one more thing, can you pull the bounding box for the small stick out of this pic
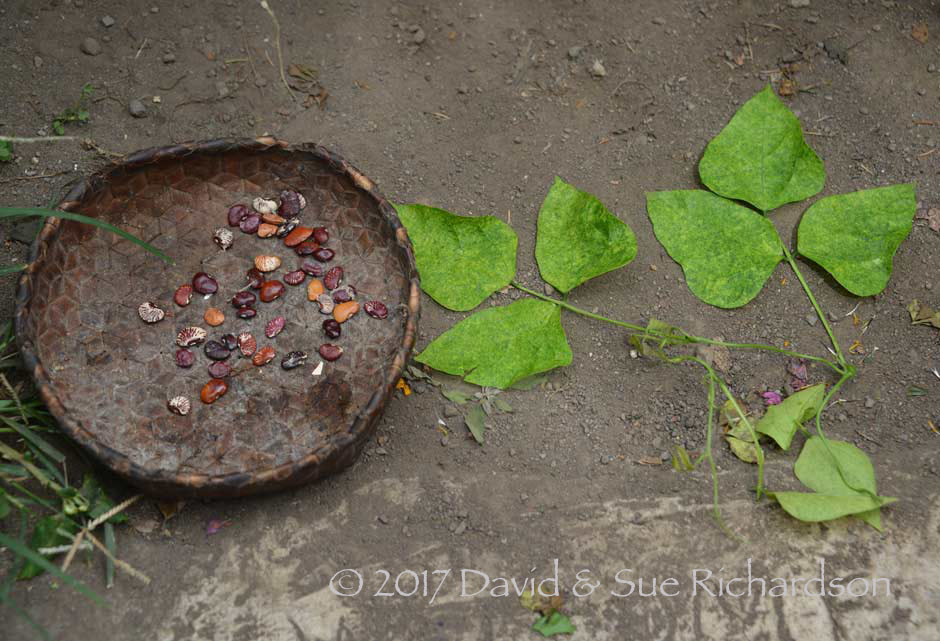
[744,22,753,61]
[917,148,936,158]
[0,170,73,182]
[84,530,151,585]
[135,37,148,60]
[914,120,939,126]
[856,430,883,447]
[758,23,782,31]
[0,135,78,143]
[260,0,296,101]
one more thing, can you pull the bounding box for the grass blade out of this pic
[0,207,173,264]
[0,531,105,605]
[0,417,65,464]
[0,264,28,276]
[104,523,115,588]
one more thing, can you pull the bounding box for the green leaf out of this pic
[104,523,116,589]
[417,299,572,389]
[772,437,896,530]
[671,445,694,471]
[0,140,13,163]
[698,84,825,212]
[52,121,65,136]
[754,384,826,450]
[393,203,517,311]
[0,531,104,604]
[726,436,760,464]
[534,177,637,293]
[646,190,783,308]
[532,611,576,637]
[796,184,917,297]
[465,404,487,445]
[442,389,470,405]
[629,318,688,361]
[0,489,11,519]
[17,515,78,580]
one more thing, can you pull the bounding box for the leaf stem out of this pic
[781,246,846,368]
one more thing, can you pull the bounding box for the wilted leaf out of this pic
[520,588,563,614]
[417,299,572,389]
[646,190,783,308]
[755,383,826,450]
[723,398,761,463]
[394,203,518,311]
[18,515,78,580]
[534,177,637,293]
[442,389,470,405]
[532,611,576,637]
[465,404,487,444]
[908,300,940,328]
[727,435,760,464]
[914,207,940,232]
[671,445,695,471]
[157,499,185,521]
[699,84,825,212]
[797,184,917,297]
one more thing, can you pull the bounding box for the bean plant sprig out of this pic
[394,85,912,533]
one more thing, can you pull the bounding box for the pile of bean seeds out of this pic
[136,190,389,415]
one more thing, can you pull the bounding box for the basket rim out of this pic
[13,136,420,497]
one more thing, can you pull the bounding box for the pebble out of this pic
[805,313,818,327]
[864,397,876,409]
[789,0,810,6]
[101,15,115,27]
[543,283,555,296]
[928,63,937,73]
[412,27,426,45]
[567,46,582,60]
[128,99,147,118]
[443,405,460,417]
[652,17,666,25]
[33,56,42,69]
[860,107,869,115]
[457,85,468,94]
[162,52,176,64]
[590,60,607,77]
[81,37,101,56]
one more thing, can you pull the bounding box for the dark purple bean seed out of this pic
[175,348,195,368]
[236,307,257,319]
[364,300,389,319]
[318,344,343,361]
[278,190,304,217]
[331,285,355,303]
[323,266,343,290]
[322,319,342,339]
[246,267,265,290]
[204,340,231,361]
[239,213,261,234]
[265,316,286,338]
[227,204,250,226]
[300,260,323,277]
[192,272,218,295]
[313,227,329,244]
[283,269,306,286]
[294,240,319,256]
[232,291,257,308]
[281,350,308,370]
[220,333,239,351]
[312,247,335,263]
[208,361,232,378]
[276,218,299,238]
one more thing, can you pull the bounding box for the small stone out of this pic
[652,17,666,25]
[543,283,555,296]
[377,515,389,525]
[81,37,101,56]
[101,15,115,27]
[864,397,875,409]
[590,59,607,77]
[215,80,230,98]
[412,27,426,45]
[128,98,148,119]
[33,56,43,69]
[162,52,176,64]
[805,314,818,327]
[513,137,522,144]
[457,85,469,95]
[789,0,810,6]
[928,63,937,73]
[859,107,870,115]
[567,46,582,60]
[443,405,460,417]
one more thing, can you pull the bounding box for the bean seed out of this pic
[213,227,234,250]
[316,293,334,314]
[227,204,249,226]
[173,284,193,306]
[200,378,228,404]
[208,361,232,378]
[168,396,191,415]
[261,211,286,225]
[276,218,299,238]
[283,269,306,286]
[192,272,218,295]
[265,316,286,338]
[259,280,285,302]
[237,332,256,356]
[138,301,165,323]
[204,307,225,326]
[331,285,355,303]
[313,227,329,244]
[284,226,313,247]
[281,350,308,370]
[306,278,325,300]
[176,326,208,347]
[333,301,359,323]
[220,333,239,350]
[322,318,341,339]
[313,247,335,263]
[364,300,389,319]
[257,223,278,238]
[278,190,306,217]
[246,268,265,289]
[232,291,257,308]
[252,345,276,366]
[254,255,281,272]
[239,213,262,234]
[204,340,231,361]
[323,266,343,290]
[318,343,343,361]
[236,307,257,319]
[175,348,195,368]
[294,241,319,256]
[301,259,323,276]
[252,197,278,215]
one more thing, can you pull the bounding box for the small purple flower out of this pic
[206,519,231,536]
[761,391,783,406]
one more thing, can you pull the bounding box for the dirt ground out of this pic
[2,0,940,639]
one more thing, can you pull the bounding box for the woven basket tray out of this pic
[14,137,419,498]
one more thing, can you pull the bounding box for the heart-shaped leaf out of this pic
[796,184,917,297]
[416,299,572,389]
[646,190,784,308]
[755,383,826,450]
[394,203,518,311]
[771,436,896,530]
[535,177,637,293]
[699,84,825,212]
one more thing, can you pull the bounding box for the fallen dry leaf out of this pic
[912,22,928,44]
[914,207,940,232]
[156,499,185,521]
[636,456,664,465]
